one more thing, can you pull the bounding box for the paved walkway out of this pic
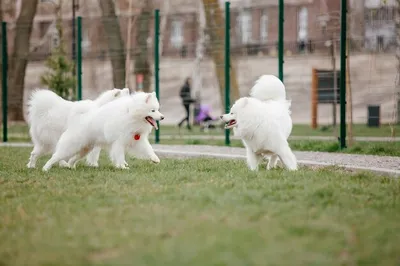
[2,142,399,177]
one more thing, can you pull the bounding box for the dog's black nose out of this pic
[160,116,164,120]
[220,115,223,119]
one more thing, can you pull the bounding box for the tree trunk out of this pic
[202,0,240,108]
[98,0,126,89]
[134,0,151,92]
[8,0,38,121]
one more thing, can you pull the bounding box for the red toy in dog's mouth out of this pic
[225,119,237,129]
[145,116,158,129]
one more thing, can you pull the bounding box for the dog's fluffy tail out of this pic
[249,74,291,114]
[249,75,287,102]
[27,89,66,125]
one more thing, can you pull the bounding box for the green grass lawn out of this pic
[1,147,400,266]
[291,124,400,137]
[161,123,400,137]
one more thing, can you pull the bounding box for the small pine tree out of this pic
[40,11,76,100]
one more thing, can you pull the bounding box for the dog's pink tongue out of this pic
[152,119,158,130]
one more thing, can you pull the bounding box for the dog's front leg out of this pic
[137,138,160,164]
[109,141,129,169]
[42,134,80,172]
[27,144,46,168]
[246,147,261,171]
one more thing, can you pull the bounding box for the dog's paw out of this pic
[150,155,160,164]
[59,160,70,168]
[26,162,36,169]
[115,163,129,170]
[267,162,277,170]
[86,162,99,168]
[248,165,259,171]
[42,165,50,172]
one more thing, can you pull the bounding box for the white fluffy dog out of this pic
[42,91,164,172]
[26,88,130,168]
[221,75,297,171]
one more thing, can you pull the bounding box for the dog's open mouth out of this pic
[145,116,158,130]
[225,119,237,129]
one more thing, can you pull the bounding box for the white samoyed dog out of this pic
[221,75,297,171]
[42,91,164,172]
[26,88,130,168]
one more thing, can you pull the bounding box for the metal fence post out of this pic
[76,16,82,100]
[278,0,284,82]
[339,0,347,149]
[224,1,231,146]
[154,9,160,144]
[2,21,8,143]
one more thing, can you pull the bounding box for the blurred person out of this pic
[195,103,218,132]
[178,77,196,130]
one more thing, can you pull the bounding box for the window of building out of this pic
[260,10,268,43]
[237,9,252,44]
[170,19,184,48]
[297,7,308,42]
[365,6,395,26]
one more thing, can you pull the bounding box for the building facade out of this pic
[26,0,344,60]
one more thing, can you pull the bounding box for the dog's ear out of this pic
[114,90,121,97]
[145,93,152,103]
[240,97,248,108]
[151,91,156,98]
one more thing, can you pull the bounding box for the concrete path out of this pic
[2,142,399,177]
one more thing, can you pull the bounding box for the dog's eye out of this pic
[151,109,155,112]
[230,113,233,115]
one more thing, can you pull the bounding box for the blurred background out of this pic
[0,0,399,153]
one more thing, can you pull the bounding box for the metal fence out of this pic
[1,0,399,154]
